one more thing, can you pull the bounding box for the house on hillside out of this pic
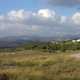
[72,39,80,43]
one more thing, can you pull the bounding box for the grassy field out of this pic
[0,50,80,80]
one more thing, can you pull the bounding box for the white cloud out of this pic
[0,15,4,20]
[7,9,25,21]
[0,9,80,37]
[72,12,80,25]
[38,9,55,18]
[60,16,66,23]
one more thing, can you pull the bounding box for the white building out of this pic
[72,39,80,43]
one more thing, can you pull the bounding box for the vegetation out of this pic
[0,40,80,80]
[0,40,80,52]
[0,51,80,80]
[19,40,80,52]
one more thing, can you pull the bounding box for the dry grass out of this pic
[0,50,80,80]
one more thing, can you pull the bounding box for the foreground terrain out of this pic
[0,50,80,80]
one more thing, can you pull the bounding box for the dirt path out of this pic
[70,53,80,59]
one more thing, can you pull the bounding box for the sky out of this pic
[0,0,80,37]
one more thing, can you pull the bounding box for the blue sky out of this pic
[0,0,80,37]
[0,0,79,16]
[0,0,41,13]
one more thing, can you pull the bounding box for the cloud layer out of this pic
[0,9,80,37]
[47,0,80,7]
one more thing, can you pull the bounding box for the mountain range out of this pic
[0,34,80,48]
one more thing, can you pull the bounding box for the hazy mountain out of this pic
[0,34,80,48]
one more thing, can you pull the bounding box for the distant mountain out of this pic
[0,36,32,48]
[0,34,80,48]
